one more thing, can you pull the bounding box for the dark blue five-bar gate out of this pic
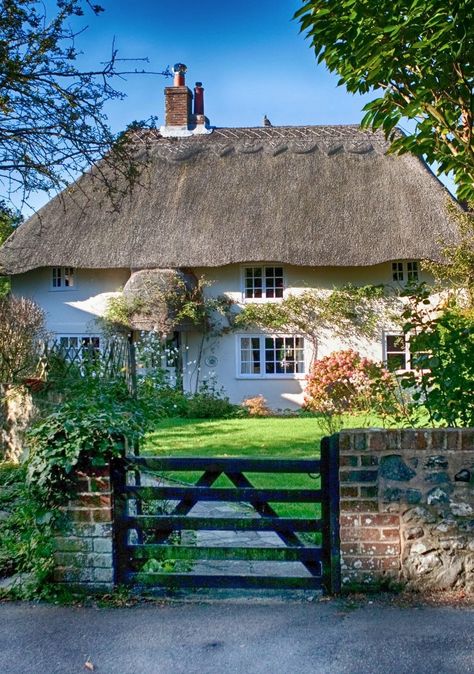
[112,436,340,593]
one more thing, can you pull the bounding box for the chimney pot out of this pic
[172,62,187,86]
[194,82,204,117]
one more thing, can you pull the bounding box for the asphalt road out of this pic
[1,598,473,674]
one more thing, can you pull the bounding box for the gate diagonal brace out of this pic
[225,471,322,578]
[151,470,222,544]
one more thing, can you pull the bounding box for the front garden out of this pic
[0,281,473,598]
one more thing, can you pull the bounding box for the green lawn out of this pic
[143,416,327,458]
[141,415,381,520]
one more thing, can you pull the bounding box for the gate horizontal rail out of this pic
[112,445,340,593]
[122,485,323,503]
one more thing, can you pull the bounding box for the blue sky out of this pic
[27,0,454,211]
[76,0,374,130]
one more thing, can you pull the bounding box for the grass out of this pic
[141,414,383,520]
[142,414,383,458]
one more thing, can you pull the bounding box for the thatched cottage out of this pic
[0,66,458,408]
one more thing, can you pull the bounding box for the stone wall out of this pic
[339,429,474,591]
[53,464,115,591]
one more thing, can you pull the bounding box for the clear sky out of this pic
[26,0,454,211]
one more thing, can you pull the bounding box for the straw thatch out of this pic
[122,268,197,332]
[0,125,459,275]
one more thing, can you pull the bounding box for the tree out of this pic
[0,0,170,209]
[0,295,46,461]
[0,201,21,295]
[296,0,474,201]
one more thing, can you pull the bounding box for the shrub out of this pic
[400,294,474,427]
[26,379,147,498]
[242,395,271,417]
[303,349,399,433]
[0,463,57,597]
[186,382,242,419]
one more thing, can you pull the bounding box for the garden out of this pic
[0,273,474,598]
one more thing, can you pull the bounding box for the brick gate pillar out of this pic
[53,463,115,591]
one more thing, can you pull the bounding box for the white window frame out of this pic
[51,266,77,291]
[383,331,428,372]
[241,265,286,302]
[391,260,419,284]
[236,333,307,379]
[55,334,101,359]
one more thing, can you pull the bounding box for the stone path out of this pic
[131,473,316,579]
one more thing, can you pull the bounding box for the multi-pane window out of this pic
[52,266,75,289]
[239,335,305,377]
[384,333,428,371]
[244,266,284,299]
[57,335,100,360]
[407,261,419,282]
[385,334,407,370]
[391,261,419,283]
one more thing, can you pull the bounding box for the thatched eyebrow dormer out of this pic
[0,125,459,275]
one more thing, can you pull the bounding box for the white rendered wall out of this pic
[183,262,429,409]
[11,267,130,335]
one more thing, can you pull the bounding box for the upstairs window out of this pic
[391,261,419,283]
[244,266,284,300]
[52,266,75,289]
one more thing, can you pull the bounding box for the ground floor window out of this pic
[383,332,427,371]
[238,335,306,377]
[56,335,101,360]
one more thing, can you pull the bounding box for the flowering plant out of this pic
[303,349,400,433]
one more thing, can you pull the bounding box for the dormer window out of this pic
[243,266,284,300]
[391,261,419,283]
[52,266,75,289]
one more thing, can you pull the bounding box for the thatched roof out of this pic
[0,125,459,275]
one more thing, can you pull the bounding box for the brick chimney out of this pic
[160,63,212,137]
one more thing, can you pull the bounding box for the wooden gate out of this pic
[112,437,340,593]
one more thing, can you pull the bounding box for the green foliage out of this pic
[26,379,147,498]
[423,203,474,307]
[296,0,474,200]
[235,285,388,356]
[0,463,59,598]
[185,382,243,420]
[400,286,474,426]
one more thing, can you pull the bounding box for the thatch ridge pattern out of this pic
[0,125,457,275]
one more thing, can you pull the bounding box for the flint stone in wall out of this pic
[384,488,422,504]
[450,502,473,517]
[425,456,449,469]
[427,486,453,505]
[402,506,437,524]
[425,472,451,484]
[379,455,416,481]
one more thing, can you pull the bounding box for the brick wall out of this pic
[53,465,115,590]
[164,86,193,127]
[338,429,474,591]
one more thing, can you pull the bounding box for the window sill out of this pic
[236,374,306,381]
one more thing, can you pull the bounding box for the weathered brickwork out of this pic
[339,429,474,591]
[53,465,115,590]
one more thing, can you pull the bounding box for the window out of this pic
[407,261,419,283]
[52,266,75,289]
[384,332,428,371]
[238,335,306,377]
[384,333,407,370]
[57,335,100,360]
[391,261,419,283]
[244,266,284,300]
